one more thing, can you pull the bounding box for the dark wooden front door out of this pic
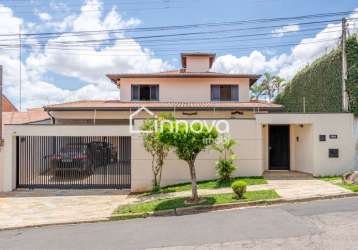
[269,125,290,170]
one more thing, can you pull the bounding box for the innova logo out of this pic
[129,106,230,134]
[129,106,157,134]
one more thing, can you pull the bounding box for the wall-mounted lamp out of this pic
[262,124,266,128]
[299,124,304,128]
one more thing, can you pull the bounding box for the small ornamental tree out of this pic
[141,116,171,192]
[212,138,237,182]
[158,121,218,202]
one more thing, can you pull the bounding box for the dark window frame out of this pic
[211,85,239,101]
[131,84,159,101]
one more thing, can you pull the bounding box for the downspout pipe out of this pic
[44,108,56,125]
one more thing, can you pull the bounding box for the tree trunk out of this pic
[188,160,199,202]
[152,155,159,190]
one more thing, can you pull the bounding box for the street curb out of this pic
[112,192,358,218]
[1,192,358,231]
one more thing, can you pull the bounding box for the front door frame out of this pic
[268,124,290,171]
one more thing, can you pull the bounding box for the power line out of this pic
[0,37,340,56]
[1,23,344,48]
[0,9,356,37]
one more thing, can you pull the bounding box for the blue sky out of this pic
[0,0,358,109]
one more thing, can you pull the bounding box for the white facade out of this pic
[1,113,357,193]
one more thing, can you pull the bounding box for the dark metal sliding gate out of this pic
[16,136,131,189]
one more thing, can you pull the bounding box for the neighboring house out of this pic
[2,95,17,112]
[1,52,357,192]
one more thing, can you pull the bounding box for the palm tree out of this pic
[261,72,275,101]
[273,76,286,96]
[250,83,265,100]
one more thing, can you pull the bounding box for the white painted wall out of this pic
[0,146,3,191]
[257,113,356,176]
[1,113,356,193]
[354,117,358,169]
[185,56,210,72]
[120,77,250,102]
[1,119,265,193]
[291,125,314,174]
[132,119,265,192]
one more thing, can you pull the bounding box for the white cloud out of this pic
[2,1,358,109]
[213,8,358,81]
[37,12,52,21]
[272,24,300,37]
[0,0,171,109]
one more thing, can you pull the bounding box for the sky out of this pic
[0,0,358,110]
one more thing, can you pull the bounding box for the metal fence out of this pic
[16,136,131,189]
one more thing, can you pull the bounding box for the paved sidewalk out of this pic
[0,190,136,229]
[263,171,352,199]
[0,173,353,230]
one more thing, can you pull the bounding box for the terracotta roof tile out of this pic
[45,100,282,111]
[2,109,50,126]
[2,95,17,112]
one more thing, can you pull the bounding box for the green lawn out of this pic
[319,176,358,192]
[113,189,279,216]
[145,176,267,195]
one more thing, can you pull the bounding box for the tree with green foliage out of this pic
[158,121,218,202]
[141,116,171,192]
[212,138,237,182]
[252,73,286,101]
[250,82,266,100]
[261,72,275,101]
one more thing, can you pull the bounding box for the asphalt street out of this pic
[1,196,358,250]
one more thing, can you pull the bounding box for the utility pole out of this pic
[0,65,3,147]
[19,24,22,112]
[341,18,349,112]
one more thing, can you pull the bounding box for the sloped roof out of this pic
[107,72,260,86]
[2,95,17,112]
[2,109,50,125]
[45,100,282,111]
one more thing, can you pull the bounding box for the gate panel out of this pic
[16,136,131,189]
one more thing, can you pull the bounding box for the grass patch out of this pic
[319,176,358,192]
[113,189,279,216]
[145,176,267,195]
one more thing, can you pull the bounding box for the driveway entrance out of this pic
[16,136,131,189]
[0,190,135,229]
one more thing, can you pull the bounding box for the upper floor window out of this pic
[211,85,239,101]
[131,84,159,101]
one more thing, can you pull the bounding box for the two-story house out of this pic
[1,52,356,192]
[45,53,282,125]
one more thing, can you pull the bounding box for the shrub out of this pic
[215,160,236,183]
[231,180,247,198]
[212,138,237,182]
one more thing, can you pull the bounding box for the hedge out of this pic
[275,35,358,115]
